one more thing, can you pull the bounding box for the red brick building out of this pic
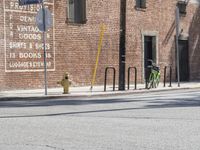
[0,0,200,90]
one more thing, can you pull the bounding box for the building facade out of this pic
[0,0,200,90]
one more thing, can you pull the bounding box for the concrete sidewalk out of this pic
[0,82,200,100]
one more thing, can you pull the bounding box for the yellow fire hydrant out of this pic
[57,72,71,94]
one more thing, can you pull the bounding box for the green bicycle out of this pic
[146,60,160,89]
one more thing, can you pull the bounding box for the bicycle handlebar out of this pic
[146,59,160,71]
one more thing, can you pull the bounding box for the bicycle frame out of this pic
[147,65,160,89]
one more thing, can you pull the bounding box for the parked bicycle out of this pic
[146,59,160,89]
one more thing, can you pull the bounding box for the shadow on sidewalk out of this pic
[0,98,142,108]
[0,94,200,119]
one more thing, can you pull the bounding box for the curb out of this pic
[0,86,200,101]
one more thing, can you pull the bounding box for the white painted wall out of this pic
[189,0,200,4]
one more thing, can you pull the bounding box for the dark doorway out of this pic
[178,40,189,81]
[144,36,156,79]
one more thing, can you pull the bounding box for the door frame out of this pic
[141,31,159,81]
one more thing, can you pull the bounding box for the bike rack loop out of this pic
[127,67,137,90]
[163,66,172,87]
[104,67,116,92]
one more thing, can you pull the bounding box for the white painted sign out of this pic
[4,0,55,72]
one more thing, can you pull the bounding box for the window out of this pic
[136,0,146,9]
[67,0,86,24]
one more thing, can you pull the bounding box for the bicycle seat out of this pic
[147,59,153,65]
[152,66,160,71]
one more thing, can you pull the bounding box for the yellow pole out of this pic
[90,24,106,91]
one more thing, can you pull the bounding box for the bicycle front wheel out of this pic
[155,73,160,88]
[147,73,154,89]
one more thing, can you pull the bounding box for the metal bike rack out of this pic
[127,67,137,90]
[164,66,172,87]
[104,67,116,91]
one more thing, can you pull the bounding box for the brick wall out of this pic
[188,4,200,80]
[125,0,200,83]
[0,0,5,89]
[0,0,199,91]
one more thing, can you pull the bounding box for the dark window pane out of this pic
[68,0,74,22]
[136,0,140,7]
[67,0,86,24]
[136,0,146,9]
[141,0,146,8]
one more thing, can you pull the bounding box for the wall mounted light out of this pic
[177,0,188,16]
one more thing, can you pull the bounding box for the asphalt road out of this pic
[0,89,200,150]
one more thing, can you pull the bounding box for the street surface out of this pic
[0,89,200,150]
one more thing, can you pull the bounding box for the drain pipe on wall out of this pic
[176,6,180,87]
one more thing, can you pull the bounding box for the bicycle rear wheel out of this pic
[147,73,154,89]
